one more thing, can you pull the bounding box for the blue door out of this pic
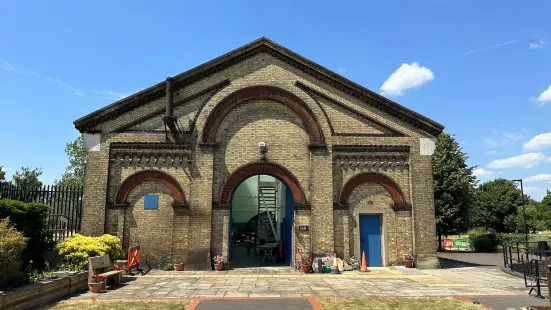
[359,215,382,267]
[283,187,294,265]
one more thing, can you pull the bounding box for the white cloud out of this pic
[524,174,551,183]
[524,186,547,200]
[523,132,551,151]
[0,60,131,101]
[337,67,348,74]
[473,168,494,178]
[0,167,7,172]
[380,62,434,96]
[529,38,548,49]
[531,85,551,106]
[461,39,519,56]
[1,61,85,97]
[487,152,547,169]
[483,127,527,148]
[92,90,131,101]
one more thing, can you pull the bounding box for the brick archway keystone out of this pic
[115,170,187,208]
[219,162,307,207]
[202,85,325,146]
[339,172,407,207]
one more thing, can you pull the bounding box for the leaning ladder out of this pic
[258,177,278,242]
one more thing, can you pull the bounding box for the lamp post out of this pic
[512,179,528,244]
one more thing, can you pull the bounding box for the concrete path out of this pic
[470,295,550,310]
[438,251,505,268]
[67,266,537,300]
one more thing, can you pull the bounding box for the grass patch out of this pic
[44,300,190,310]
[317,297,483,310]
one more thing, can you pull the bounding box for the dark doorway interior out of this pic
[229,174,293,268]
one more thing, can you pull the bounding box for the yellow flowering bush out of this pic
[55,234,124,270]
[0,218,28,290]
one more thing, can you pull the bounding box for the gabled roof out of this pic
[74,37,444,136]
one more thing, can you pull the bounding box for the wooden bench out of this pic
[88,255,123,291]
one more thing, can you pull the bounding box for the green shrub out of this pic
[0,199,50,265]
[467,229,497,252]
[55,234,124,270]
[0,218,28,290]
[496,233,526,245]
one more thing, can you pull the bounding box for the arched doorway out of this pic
[220,162,306,268]
[229,174,294,268]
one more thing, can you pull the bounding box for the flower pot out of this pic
[174,263,184,271]
[225,262,231,270]
[302,264,312,273]
[214,263,224,271]
[403,259,413,268]
[89,282,103,293]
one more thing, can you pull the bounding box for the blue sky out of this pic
[1,1,550,199]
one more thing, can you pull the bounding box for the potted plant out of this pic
[89,275,105,293]
[174,262,184,271]
[213,255,225,271]
[403,251,414,268]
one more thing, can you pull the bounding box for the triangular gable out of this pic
[74,37,443,136]
[296,82,404,136]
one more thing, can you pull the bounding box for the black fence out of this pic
[503,241,551,297]
[0,182,84,242]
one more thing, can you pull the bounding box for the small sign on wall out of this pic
[298,225,309,231]
[144,195,159,209]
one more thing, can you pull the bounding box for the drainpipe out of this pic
[166,77,174,117]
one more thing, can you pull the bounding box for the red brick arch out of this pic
[201,85,325,146]
[219,162,306,205]
[115,170,186,205]
[339,172,406,205]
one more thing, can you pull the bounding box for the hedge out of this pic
[0,199,50,264]
[56,234,124,271]
[0,218,28,290]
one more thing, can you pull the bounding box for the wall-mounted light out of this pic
[259,142,267,162]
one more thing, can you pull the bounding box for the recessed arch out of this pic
[201,85,325,146]
[340,172,406,205]
[219,162,307,206]
[115,170,186,206]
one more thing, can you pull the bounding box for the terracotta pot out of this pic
[88,282,103,293]
[174,263,184,271]
[403,260,413,268]
[214,263,224,271]
[302,264,312,273]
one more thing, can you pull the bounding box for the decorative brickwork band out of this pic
[339,172,406,205]
[219,162,307,205]
[115,170,187,207]
[202,85,325,146]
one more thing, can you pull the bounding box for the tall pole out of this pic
[520,180,528,244]
[513,179,529,244]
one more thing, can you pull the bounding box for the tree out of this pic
[542,190,551,208]
[12,166,43,189]
[516,199,551,233]
[470,179,522,233]
[0,166,5,181]
[432,133,477,248]
[55,136,86,187]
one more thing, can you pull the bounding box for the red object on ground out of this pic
[443,238,454,250]
[361,251,368,272]
[126,245,141,273]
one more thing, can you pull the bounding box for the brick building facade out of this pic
[74,38,444,269]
